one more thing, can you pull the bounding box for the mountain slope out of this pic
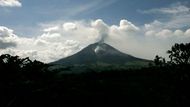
[52,42,150,65]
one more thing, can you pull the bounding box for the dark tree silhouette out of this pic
[154,42,190,66]
[0,54,54,107]
[154,55,166,66]
[167,43,190,65]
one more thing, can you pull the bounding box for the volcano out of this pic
[52,42,151,66]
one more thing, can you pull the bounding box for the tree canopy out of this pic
[154,42,190,66]
[167,43,190,65]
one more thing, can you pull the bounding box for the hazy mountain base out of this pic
[49,60,151,74]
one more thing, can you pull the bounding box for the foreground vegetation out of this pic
[0,43,189,107]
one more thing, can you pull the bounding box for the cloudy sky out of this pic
[0,0,190,62]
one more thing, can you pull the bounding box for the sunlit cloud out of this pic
[0,0,22,7]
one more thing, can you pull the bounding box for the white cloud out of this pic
[0,26,14,37]
[144,20,163,31]
[43,26,59,32]
[0,26,81,62]
[140,3,190,15]
[145,28,190,39]
[141,2,190,40]
[0,26,17,49]
[0,0,21,7]
[119,20,139,31]
[63,23,77,31]
[185,29,190,37]
[0,19,190,63]
[174,30,184,36]
[140,3,190,29]
[156,29,173,38]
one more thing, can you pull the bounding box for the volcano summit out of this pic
[52,43,150,66]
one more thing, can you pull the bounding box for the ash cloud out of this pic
[92,19,109,44]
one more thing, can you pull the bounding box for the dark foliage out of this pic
[0,54,54,107]
[0,43,190,107]
[154,42,190,66]
[167,43,190,65]
[154,55,166,66]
